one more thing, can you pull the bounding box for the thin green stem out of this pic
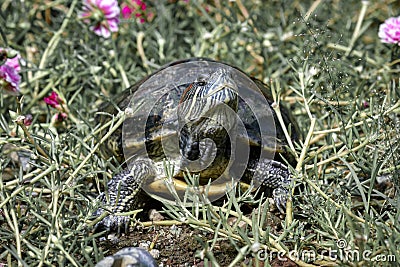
[33,0,78,97]
[65,110,125,186]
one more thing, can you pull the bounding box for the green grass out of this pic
[1,0,399,266]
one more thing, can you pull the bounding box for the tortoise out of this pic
[94,58,298,232]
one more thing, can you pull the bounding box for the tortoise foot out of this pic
[94,212,131,234]
[272,187,289,213]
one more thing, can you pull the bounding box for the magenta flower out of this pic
[0,65,21,95]
[55,112,68,122]
[23,114,33,126]
[80,0,120,38]
[44,92,69,124]
[15,114,33,127]
[121,0,148,23]
[379,16,400,45]
[5,55,22,72]
[0,48,22,95]
[44,91,63,109]
[121,5,134,19]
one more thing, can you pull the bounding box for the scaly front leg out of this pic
[94,159,155,233]
[251,158,292,213]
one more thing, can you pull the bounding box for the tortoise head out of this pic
[178,69,238,166]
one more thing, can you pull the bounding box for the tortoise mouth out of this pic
[179,136,220,173]
[178,121,219,171]
[178,110,236,174]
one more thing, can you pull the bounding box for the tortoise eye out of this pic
[196,81,206,86]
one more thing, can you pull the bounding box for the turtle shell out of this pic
[98,58,298,203]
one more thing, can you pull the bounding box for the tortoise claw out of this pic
[94,212,131,234]
[272,187,289,213]
[95,247,157,267]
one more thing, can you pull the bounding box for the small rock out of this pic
[169,224,182,236]
[149,209,164,221]
[149,248,160,259]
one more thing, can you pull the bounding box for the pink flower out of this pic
[44,91,63,109]
[55,112,68,122]
[0,64,21,95]
[0,48,22,95]
[121,6,133,19]
[379,16,400,45]
[80,0,120,38]
[2,52,22,72]
[44,92,69,123]
[15,114,33,126]
[23,114,33,126]
[121,0,148,23]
